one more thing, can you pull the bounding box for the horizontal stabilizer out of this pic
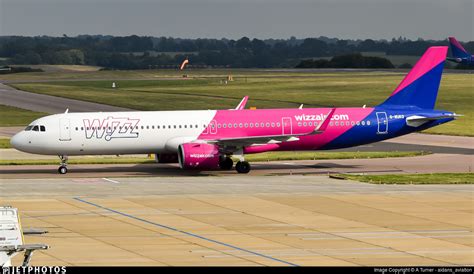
[406,113,461,127]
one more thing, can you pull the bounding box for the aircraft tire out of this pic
[236,161,251,174]
[220,157,234,170]
[58,166,68,174]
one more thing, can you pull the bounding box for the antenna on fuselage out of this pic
[362,105,366,108]
[64,108,69,114]
[299,104,304,109]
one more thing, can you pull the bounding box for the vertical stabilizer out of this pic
[379,46,448,109]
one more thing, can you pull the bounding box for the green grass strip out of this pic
[0,151,428,166]
[337,173,473,184]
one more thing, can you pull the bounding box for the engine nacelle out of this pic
[178,143,220,170]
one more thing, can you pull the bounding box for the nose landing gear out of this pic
[58,155,68,174]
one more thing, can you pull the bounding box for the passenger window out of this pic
[32,126,39,131]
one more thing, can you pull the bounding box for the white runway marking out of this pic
[102,178,120,184]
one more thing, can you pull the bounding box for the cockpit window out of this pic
[40,126,45,132]
[25,126,33,131]
[32,125,39,131]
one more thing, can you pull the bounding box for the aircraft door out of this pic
[282,117,292,135]
[209,120,217,134]
[59,118,71,141]
[376,112,388,134]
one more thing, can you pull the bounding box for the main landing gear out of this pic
[58,155,68,174]
[219,157,234,170]
[235,161,251,174]
[219,155,251,173]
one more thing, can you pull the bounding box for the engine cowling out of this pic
[178,143,220,170]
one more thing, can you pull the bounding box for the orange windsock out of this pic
[180,59,189,70]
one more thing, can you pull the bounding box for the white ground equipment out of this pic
[0,206,49,267]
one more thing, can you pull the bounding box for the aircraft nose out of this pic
[10,132,26,151]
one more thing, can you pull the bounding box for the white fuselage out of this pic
[11,111,216,155]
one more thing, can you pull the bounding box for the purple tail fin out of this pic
[379,46,448,110]
[449,37,470,59]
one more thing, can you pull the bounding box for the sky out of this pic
[1,0,473,41]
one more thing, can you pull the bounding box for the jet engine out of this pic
[178,143,220,170]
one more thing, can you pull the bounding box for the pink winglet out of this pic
[391,46,448,96]
[315,108,336,132]
[235,96,249,110]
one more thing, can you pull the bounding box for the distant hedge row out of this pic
[0,35,472,69]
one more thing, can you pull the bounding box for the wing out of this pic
[206,108,336,150]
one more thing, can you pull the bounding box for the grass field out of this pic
[0,151,427,165]
[3,69,473,136]
[0,138,11,148]
[0,104,47,126]
[338,173,474,184]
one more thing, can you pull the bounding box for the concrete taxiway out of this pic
[1,176,473,266]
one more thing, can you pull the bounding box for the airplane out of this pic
[10,46,460,174]
[447,37,474,66]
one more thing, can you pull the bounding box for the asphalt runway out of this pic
[0,83,131,113]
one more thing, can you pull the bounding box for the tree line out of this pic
[0,35,472,69]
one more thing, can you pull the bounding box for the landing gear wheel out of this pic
[58,166,68,174]
[235,161,251,174]
[58,155,69,175]
[219,157,234,170]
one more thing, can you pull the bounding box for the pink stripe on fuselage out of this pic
[198,108,373,153]
[390,46,448,96]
